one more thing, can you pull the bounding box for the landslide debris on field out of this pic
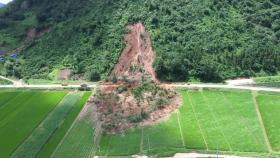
[92,23,180,133]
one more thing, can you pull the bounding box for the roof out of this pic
[10,54,17,58]
[0,50,6,55]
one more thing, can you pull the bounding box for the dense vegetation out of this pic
[0,0,280,82]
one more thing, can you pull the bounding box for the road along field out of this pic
[50,89,280,157]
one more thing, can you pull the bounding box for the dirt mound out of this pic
[26,27,50,41]
[93,81,180,133]
[89,22,180,134]
[111,23,158,83]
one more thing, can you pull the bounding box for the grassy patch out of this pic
[254,76,280,87]
[255,76,280,84]
[0,91,66,158]
[37,92,92,158]
[257,94,280,151]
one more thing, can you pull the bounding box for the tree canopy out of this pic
[0,0,279,82]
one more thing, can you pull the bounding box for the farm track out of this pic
[0,82,280,93]
[176,111,185,147]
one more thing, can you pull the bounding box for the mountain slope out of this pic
[0,0,280,82]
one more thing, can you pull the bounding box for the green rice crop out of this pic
[37,92,92,158]
[0,91,66,158]
[257,94,280,151]
[11,92,82,158]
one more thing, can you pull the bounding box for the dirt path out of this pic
[171,153,253,158]
[225,79,255,86]
[167,83,280,92]
[176,111,185,147]
[0,81,280,93]
[0,75,25,87]
[251,91,273,152]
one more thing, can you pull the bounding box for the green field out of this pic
[51,89,280,157]
[0,91,67,158]
[51,106,96,158]
[11,92,82,158]
[96,90,268,156]
[37,92,92,158]
[0,90,92,158]
[1,89,280,157]
[257,93,280,151]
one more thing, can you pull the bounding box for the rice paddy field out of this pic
[0,90,91,158]
[0,89,280,157]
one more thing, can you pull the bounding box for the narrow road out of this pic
[0,75,15,83]
[0,75,24,87]
[0,84,96,88]
[0,75,279,92]
[166,83,280,92]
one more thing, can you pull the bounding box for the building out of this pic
[10,53,17,59]
[0,50,5,58]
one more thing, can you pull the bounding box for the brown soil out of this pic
[58,68,72,80]
[111,23,158,83]
[26,27,50,41]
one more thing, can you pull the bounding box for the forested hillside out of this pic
[0,0,280,82]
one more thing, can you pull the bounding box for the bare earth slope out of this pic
[87,23,180,133]
[111,23,158,83]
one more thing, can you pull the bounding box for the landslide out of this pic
[91,23,180,133]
